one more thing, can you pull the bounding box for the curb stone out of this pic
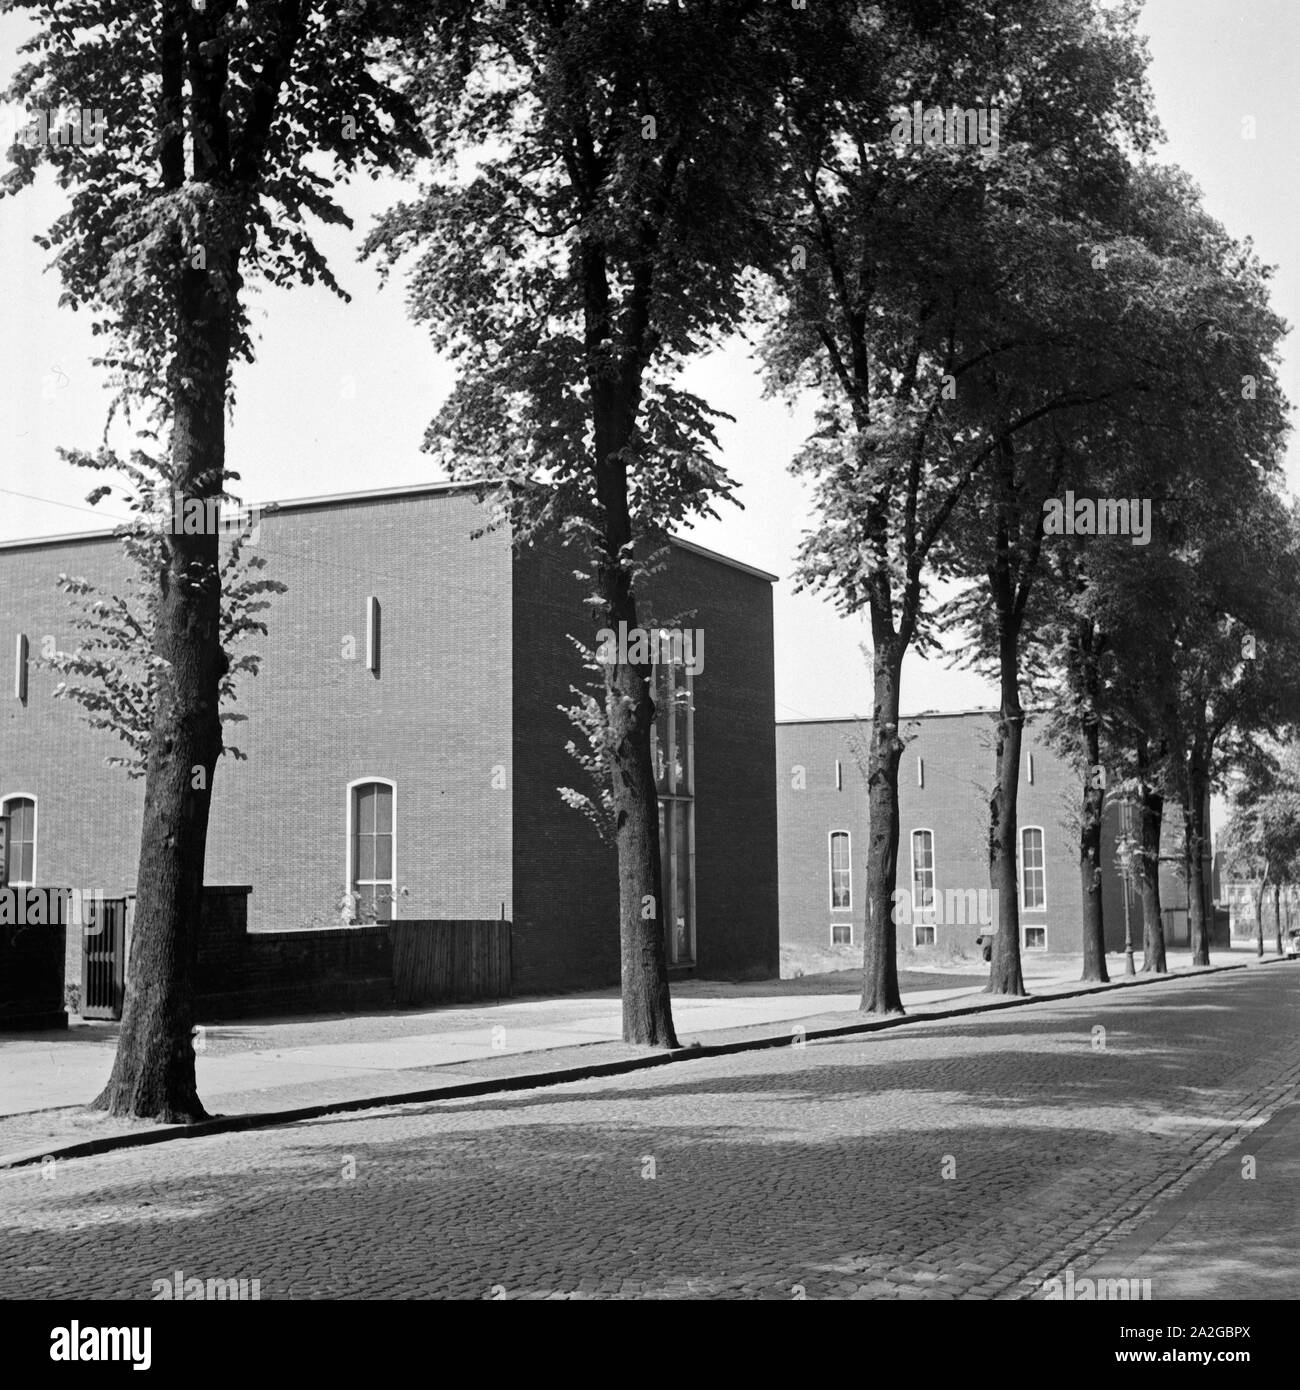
[0,957,1285,1171]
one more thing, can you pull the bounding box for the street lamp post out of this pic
[1118,834,1136,975]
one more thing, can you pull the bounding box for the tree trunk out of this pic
[986,684,1026,996]
[605,605,678,1046]
[861,640,905,1015]
[1183,757,1210,966]
[1274,882,1283,958]
[985,501,1028,997]
[1078,723,1109,984]
[1137,774,1166,973]
[1255,881,1266,958]
[92,268,231,1122]
[591,365,678,1046]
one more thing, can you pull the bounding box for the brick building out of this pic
[777,711,1212,959]
[0,481,779,997]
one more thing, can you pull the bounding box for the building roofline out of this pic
[777,707,1046,724]
[0,478,778,581]
[667,535,777,583]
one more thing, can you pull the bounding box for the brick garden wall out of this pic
[0,912,67,1029]
[190,886,394,1020]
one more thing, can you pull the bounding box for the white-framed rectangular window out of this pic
[1021,826,1046,911]
[830,921,852,946]
[829,830,851,910]
[1,794,36,884]
[1023,924,1047,951]
[914,922,936,947]
[911,829,935,915]
[347,779,396,922]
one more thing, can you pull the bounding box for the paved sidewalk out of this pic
[1078,1101,1300,1300]
[0,949,1276,1167]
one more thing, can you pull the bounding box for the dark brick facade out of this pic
[0,483,778,1001]
[510,535,779,994]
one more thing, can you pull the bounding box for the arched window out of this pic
[1,795,36,884]
[829,831,851,910]
[911,829,936,914]
[347,780,395,922]
[1021,826,1046,910]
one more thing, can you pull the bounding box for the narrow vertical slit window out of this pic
[365,597,381,674]
[655,655,695,965]
[14,633,28,702]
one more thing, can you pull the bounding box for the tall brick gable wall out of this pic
[511,536,779,994]
[0,489,513,935]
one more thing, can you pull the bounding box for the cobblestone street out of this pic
[1,967,1295,1300]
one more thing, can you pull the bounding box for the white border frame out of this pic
[910,827,936,919]
[0,792,37,885]
[345,777,398,921]
[1020,824,1046,913]
[828,829,852,911]
[830,920,853,947]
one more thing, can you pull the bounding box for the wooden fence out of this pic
[390,919,512,1005]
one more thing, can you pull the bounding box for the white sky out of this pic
[2,0,1296,724]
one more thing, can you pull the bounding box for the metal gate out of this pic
[81,897,127,1020]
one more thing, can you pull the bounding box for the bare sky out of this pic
[2,0,1296,723]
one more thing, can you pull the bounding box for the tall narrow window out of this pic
[911,829,935,914]
[349,781,395,922]
[14,634,28,702]
[652,654,695,964]
[829,831,851,910]
[365,596,381,674]
[1,796,36,884]
[1021,826,1046,910]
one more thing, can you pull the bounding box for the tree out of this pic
[365,0,837,1045]
[762,0,1156,1011]
[4,0,424,1120]
[40,449,283,776]
[1221,741,1300,957]
[1034,165,1294,973]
